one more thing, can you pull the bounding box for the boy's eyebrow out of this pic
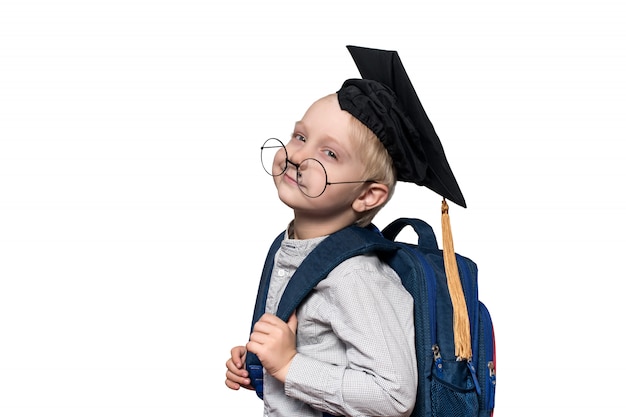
[293,121,343,147]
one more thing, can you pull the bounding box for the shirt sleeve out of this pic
[284,255,418,417]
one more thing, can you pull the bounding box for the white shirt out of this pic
[262,232,417,417]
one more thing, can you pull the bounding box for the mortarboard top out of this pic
[337,45,466,208]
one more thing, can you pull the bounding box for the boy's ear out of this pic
[352,183,389,213]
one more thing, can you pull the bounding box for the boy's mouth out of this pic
[283,171,298,185]
[282,162,300,179]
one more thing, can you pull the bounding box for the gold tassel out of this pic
[441,199,472,360]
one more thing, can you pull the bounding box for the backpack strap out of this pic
[246,231,285,399]
[275,225,397,321]
[245,225,397,399]
[250,231,286,331]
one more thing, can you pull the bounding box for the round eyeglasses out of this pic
[261,138,375,198]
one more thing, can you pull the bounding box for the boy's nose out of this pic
[285,158,300,169]
[285,146,306,166]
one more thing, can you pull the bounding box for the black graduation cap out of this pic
[337,45,466,208]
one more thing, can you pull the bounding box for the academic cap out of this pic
[337,45,466,208]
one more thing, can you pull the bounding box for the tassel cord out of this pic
[441,199,472,360]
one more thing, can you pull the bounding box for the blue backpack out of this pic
[246,217,496,417]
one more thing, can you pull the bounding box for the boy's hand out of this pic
[225,346,253,391]
[246,312,298,383]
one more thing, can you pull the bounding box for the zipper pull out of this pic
[432,344,443,375]
[467,359,481,396]
[488,361,496,386]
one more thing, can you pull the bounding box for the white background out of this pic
[1,0,624,416]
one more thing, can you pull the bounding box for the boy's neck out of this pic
[291,212,358,240]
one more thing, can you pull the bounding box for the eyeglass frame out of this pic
[260,138,376,198]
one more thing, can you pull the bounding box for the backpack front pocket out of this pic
[431,358,479,417]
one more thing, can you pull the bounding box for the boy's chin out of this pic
[277,191,303,209]
[276,188,318,211]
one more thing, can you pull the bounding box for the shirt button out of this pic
[277,269,285,277]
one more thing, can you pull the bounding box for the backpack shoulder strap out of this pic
[274,224,397,321]
[245,230,284,399]
[250,230,285,330]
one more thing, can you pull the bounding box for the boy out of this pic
[225,46,465,417]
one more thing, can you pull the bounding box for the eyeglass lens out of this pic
[261,138,287,176]
[260,138,328,198]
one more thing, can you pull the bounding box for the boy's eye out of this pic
[324,150,337,159]
[294,134,306,142]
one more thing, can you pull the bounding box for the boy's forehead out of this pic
[295,95,352,141]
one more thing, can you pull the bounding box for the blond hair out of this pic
[349,116,397,227]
